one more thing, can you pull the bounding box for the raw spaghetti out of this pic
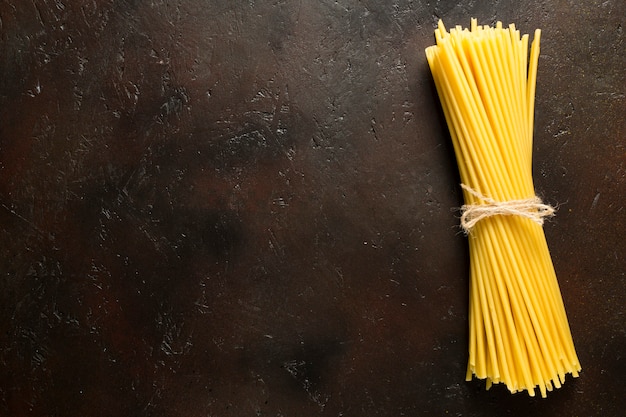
[425,19,581,397]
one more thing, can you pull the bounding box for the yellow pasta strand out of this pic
[425,19,581,397]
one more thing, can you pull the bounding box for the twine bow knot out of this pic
[459,184,555,233]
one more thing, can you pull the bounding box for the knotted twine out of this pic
[459,184,556,234]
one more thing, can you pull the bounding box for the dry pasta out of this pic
[425,19,581,397]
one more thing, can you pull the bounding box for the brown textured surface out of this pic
[1,1,624,416]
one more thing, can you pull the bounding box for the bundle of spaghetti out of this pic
[425,19,581,397]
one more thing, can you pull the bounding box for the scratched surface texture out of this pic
[1,0,624,416]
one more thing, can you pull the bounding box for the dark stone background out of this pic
[1,1,624,416]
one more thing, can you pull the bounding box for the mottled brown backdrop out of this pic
[1,0,624,416]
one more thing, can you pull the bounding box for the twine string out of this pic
[459,184,555,233]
